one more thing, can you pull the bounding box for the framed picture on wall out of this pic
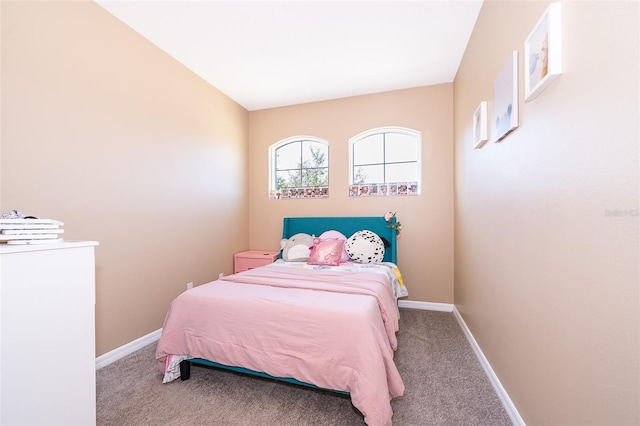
[473,101,488,148]
[493,51,519,142]
[524,2,562,102]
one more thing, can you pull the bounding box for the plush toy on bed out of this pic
[318,230,350,263]
[280,233,315,262]
[345,230,385,263]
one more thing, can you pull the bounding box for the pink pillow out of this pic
[307,238,345,267]
[318,230,350,262]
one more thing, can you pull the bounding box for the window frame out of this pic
[269,135,329,198]
[348,126,422,193]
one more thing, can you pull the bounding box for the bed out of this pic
[155,216,406,426]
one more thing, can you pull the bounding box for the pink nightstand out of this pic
[234,250,280,273]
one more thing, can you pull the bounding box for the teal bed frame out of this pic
[180,358,349,395]
[181,216,398,395]
[281,216,397,264]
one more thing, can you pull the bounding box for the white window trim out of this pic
[348,126,422,193]
[269,135,329,197]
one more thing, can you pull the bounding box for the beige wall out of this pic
[454,1,639,424]
[248,86,455,304]
[1,1,250,356]
[3,1,638,423]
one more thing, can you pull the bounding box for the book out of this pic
[0,233,62,241]
[0,218,64,231]
[0,218,63,225]
[1,229,64,235]
[0,223,61,230]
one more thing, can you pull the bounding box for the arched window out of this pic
[269,136,329,199]
[349,127,421,196]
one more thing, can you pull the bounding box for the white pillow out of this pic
[345,230,385,263]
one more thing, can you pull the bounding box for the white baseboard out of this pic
[452,306,525,426]
[398,299,454,312]
[95,328,162,370]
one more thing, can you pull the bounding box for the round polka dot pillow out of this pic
[345,230,385,263]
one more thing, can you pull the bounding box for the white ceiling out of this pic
[95,0,483,111]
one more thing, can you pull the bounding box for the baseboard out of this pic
[95,328,162,370]
[398,299,454,312]
[452,306,525,426]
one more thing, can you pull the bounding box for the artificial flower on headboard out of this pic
[384,212,402,237]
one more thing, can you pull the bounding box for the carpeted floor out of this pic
[97,308,512,425]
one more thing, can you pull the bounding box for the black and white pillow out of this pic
[345,230,385,263]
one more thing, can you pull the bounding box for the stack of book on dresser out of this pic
[0,218,64,245]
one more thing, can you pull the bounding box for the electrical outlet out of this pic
[219,272,224,279]
[186,282,193,290]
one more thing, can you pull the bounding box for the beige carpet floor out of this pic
[97,308,512,425]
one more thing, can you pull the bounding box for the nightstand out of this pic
[234,250,280,273]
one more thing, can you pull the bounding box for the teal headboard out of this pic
[282,216,397,264]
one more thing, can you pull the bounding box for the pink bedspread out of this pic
[156,264,404,426]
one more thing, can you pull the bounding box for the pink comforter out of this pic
[156,264,404,426]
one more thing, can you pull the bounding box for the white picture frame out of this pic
[473,101,488,149]
[524,2,562,102]
[493,51,519,142]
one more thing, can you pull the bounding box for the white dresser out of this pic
[0,241,98,425]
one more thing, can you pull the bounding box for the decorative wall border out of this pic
[349,182,419,197]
